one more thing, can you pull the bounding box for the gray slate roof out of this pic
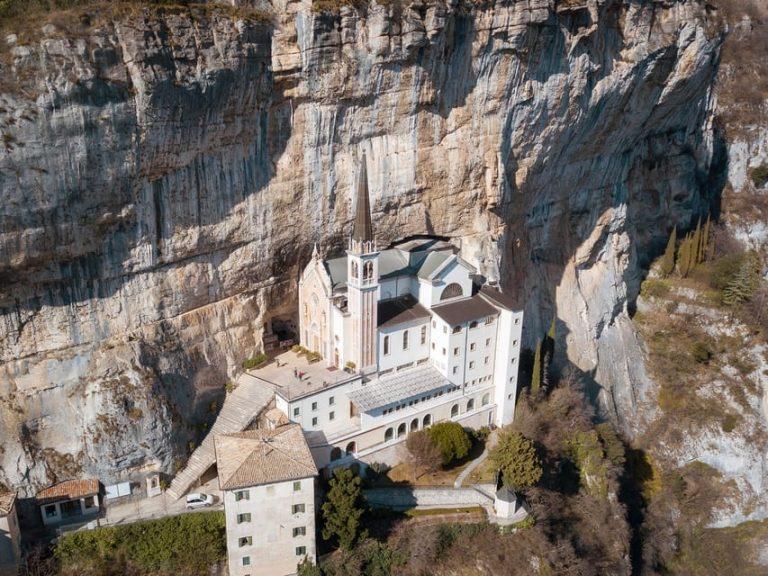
[347,365,453,412]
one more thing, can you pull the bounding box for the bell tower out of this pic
[347,153,379,374]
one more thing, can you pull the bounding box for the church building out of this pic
[278,154,524,468]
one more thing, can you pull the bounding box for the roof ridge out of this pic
[261,429,317,474]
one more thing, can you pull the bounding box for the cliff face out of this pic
[0,0,723,492]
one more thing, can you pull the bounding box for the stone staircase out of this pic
[166,373,274,500]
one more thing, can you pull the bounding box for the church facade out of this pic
[284,155,523,468]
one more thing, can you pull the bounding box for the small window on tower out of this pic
[403,330,409,350]
[421,325,427,345]
[383,335,390,355]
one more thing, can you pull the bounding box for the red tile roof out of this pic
[36,479,100,504]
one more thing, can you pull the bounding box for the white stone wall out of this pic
[0,502,20,574]
[287,383,357,435]
[223,476,316,576]
[492,308,523,426]
[377,320,430,372]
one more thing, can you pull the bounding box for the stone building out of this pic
[0,491,21,574]
[264,154,523,468]
[214,424,318,576]
[36,479,101,527]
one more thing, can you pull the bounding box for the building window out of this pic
[329,396,335,405]
[432,343,435,350]
[293,481,302,492]
[44,505,57,518]
[385,427,394,441]
[397,423,406,438]
[432,320,436,328]
[293,526,307,537]
[235,490,250,502]
[469,361,475,369]
[451,404,459,417]
[442,348,446,356]
[296,546,307,556]
[441,283,464,300]
[443,326,447,334]
[513,340,518,346]
[470,343,476,351]
[346,441,356,455]
[421,325,427,344]
[453,347,459,356]
[423,414,432,427]
[482,393,490,406]
[452,366,458,374]
[239,536,253,547]
[364,261,373,279]
[330,447,342,461]
[485,316,494,325]
[467,399,475,411]
[329,411,335,421]
[312,417,318,426]
[469,320,478,329]
[484,356,489,365]
[410,418,419,432]
[84,496,97,509]
[242,557,251,567]
[452,325,461,334]
[237,513,251,524]
[403,330,409,350]
[312,402,317,411]
[511,357,516,364]
[509,376,515,383]
[384,335,390,355]
[515,317,520,324]
[292,504,306,514]
[486,338,491,347]
[293,407,300,417]
[351,261,358,278]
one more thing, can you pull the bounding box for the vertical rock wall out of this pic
[0,0,723,491]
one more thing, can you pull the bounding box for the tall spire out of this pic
[352,153,373,243]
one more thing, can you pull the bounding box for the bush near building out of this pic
[426,422,472,467]
[55,511,226,576]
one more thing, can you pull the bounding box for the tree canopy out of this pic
[427,421,472,466]
[321,467,367,550]
[489,428,542,489]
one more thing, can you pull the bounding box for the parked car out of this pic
[185,493,215,509]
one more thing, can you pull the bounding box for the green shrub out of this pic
[427,421,472,467]
[242,353,268,370]
[691,341,713,364]
[721,414,739,433]
[489,428,542,490]
[641,278,670,299]
[55,511,226,574]
[750,164,768,188]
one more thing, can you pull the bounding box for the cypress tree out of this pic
[531,339,542,394]
[701,214,711,263]
[677,234,690,277]
[661,227,677,277]
[692,218,702,266]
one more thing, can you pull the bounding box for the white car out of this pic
[185,493,215,509]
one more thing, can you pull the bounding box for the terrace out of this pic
[246,350,360,401]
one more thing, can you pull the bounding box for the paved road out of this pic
[454,431,498,489]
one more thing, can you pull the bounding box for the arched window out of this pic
[482,393,490,406]
[397,423,406,438]
[410,418,419,432]
[422,414,432,427]
[330,447,342,461]
[467,399,475,412]
[345,442,356,455]
[440,283,463,301]
[363,261,374,279]
[385,428,394,442]
[451,404,459,417]
[351,261,358,279]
